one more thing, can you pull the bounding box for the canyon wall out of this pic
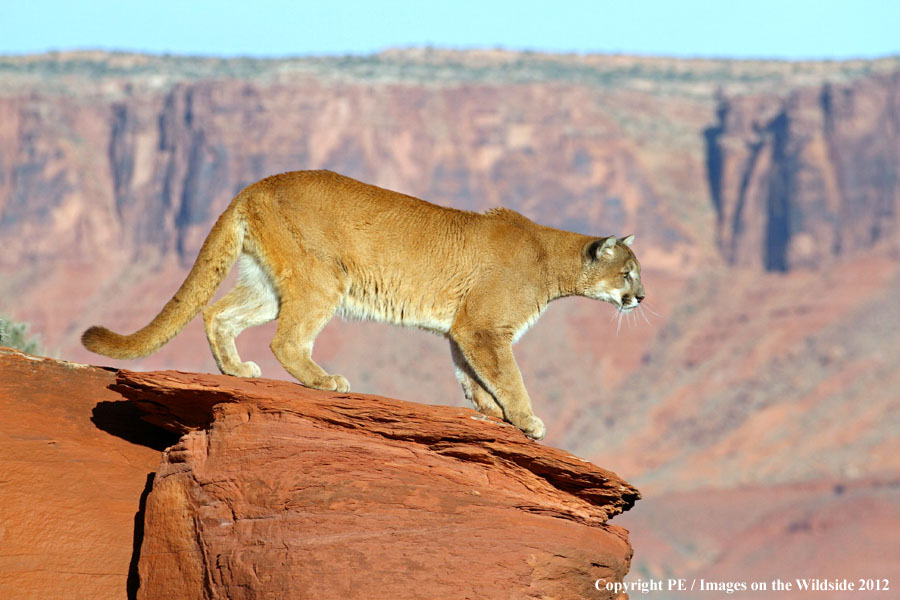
[706,71,900,271]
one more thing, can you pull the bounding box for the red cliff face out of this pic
[0,348,638,600]
[0,76,687,271]
[705,71,900,271]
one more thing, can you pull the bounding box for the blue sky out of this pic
[2,0,898,60]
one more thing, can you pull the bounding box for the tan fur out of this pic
[82,170,645,440]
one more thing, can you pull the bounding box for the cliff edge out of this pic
[0,347,639,599]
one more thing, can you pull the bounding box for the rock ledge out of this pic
[117,369,639,599]
[0,349,638,600]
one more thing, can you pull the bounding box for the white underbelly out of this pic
[336,294,453,335]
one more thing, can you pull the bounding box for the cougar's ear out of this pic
[620,234,635,246]
[586,236,618,260]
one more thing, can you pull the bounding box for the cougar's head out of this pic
[578,234,645,311]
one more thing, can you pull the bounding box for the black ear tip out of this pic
[585,236,618,260]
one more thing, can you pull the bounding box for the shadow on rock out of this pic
[92,401,181,451]
[127,472,155,600]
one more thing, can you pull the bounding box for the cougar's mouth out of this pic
[619,295,639,311]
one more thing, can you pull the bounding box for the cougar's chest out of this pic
[512,305,547,343]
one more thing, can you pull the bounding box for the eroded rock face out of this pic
[0,349,638,599]
[116,370,639,600]
[705,71,900,271]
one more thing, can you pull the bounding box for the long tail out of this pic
[82,202,246,359]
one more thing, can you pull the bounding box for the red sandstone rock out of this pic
[0,349,638,599]
[0,348,171,599]
[120,369,639,600]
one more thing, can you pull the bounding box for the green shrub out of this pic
[0,315,42,354]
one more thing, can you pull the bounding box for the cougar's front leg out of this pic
[449,324,545,440]
[449,339,504,419]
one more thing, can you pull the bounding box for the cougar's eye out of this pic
[623,272,631,282]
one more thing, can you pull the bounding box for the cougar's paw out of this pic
[521,415,546,441]
[313,374,351,393]
[472,395,505,419]
[235,361,262,378]
[332,375,351,393]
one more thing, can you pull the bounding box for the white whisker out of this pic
[638,304,653,326]
[640,301,662,317]
[616,310,623,335]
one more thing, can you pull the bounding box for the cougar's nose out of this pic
[636,294,645,303]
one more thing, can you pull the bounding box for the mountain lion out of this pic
[83,170,645,440]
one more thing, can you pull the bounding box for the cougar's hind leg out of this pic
[203,254,278,378]
[450,340,504,419]
[268,258,351,393]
